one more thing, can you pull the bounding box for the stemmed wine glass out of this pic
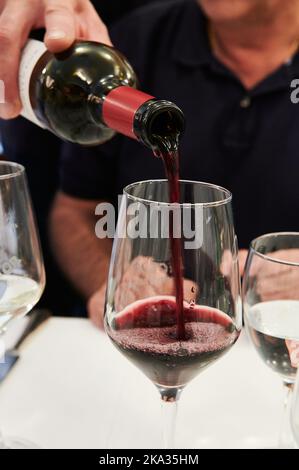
[0,162,45,449]
[104,180,242,448]
[243,232,299,448]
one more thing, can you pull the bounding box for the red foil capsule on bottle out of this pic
[102,86,154,139]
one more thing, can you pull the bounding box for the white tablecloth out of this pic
[0,317,285,449]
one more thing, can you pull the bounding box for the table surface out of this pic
[0,317,287,449]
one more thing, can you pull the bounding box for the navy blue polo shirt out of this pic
[60,0,299,248]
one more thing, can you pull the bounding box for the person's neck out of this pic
[209,10,299,89]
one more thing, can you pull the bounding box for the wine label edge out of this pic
[19,39,47,129]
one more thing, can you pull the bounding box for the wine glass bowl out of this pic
[104,180,242,444]
[243,233,299,383]
[0,162,45,332]
[243,232,299,448]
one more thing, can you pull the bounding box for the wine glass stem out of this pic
[161,399,177,449]
[159,387,183,449]
[278,381,294,449]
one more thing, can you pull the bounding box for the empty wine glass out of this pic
[0,162,45,449]
[243,232,299,448]
[104,180,242,448]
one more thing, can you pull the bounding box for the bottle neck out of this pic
[102,86,154,140]
[133,98,185,150]
[99,86,185,148]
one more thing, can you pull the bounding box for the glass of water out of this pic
[0,162,45,448]
[243,232,299,448]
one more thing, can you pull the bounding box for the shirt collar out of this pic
[172,0,299,95]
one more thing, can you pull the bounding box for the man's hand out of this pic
[249,249,299,302]
[238,249,248,277]
[286,340,299,368]
[88,283,107,330]
[221,248,248,278]
[0,0,111,119]
[88,256,198,329]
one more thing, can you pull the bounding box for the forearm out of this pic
[49,192,112,298]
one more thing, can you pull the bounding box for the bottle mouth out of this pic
[134,99,185,149]
[148,102,185,146]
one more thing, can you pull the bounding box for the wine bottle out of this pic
[19,40,185,147]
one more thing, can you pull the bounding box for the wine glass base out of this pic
[0,436,40,449]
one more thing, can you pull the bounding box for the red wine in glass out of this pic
[109,296,239,389]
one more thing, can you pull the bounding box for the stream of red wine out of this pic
[154,138,186,341]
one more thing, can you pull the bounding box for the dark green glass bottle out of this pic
[19,40,184,147]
